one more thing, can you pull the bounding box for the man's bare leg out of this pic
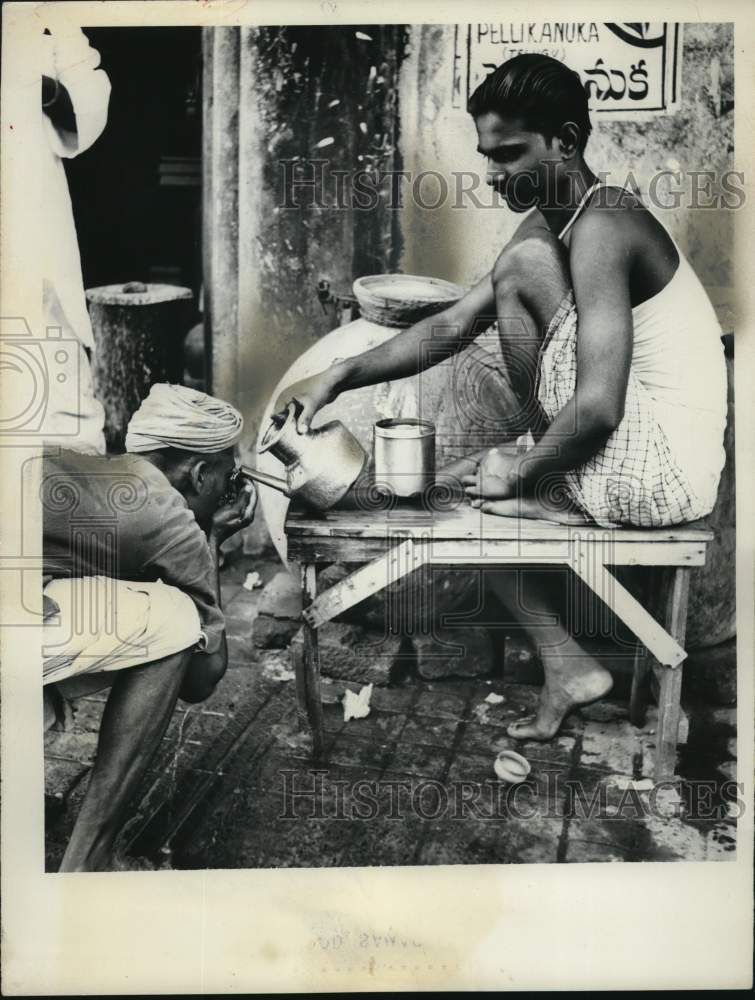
[484,231,611,735]
[460,229,581,523]
[489,569,613,739]
[493,226,572,425]
[59,647,192,872]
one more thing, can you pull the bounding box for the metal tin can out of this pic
[373,419,435,497]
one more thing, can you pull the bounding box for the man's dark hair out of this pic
[468,53,592,152]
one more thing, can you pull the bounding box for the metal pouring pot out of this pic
[252,402,367,511]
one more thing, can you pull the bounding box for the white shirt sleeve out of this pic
[42,26,111,158]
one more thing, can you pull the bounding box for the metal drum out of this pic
[86,281,193,452]
[373,418,435,497]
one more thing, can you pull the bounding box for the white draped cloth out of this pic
[39,18,111,454]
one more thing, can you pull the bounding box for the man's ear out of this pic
[188,458,208,495]
[558,122,581,159]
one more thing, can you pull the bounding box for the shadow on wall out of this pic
[204,25,408,474]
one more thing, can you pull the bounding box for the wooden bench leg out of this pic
[297,563,325,760]
[629,568,656,727]
[629,641,650,728]
[652,566,691,782]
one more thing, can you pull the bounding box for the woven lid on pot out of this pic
[85,282,193,306]
[353,274,465,328]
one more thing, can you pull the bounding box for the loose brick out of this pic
[414,625,495,679]
[289,622,409,686]
[257,570,302,619]
[253,614,301,649]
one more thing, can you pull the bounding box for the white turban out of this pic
[125,383,243,454]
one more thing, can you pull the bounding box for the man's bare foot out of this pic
[507,660,614,741]
[477,494,592,524]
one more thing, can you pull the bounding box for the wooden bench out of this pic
[285,505,712,781]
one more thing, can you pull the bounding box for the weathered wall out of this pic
[204,26,405,467]
[398,23,735,326]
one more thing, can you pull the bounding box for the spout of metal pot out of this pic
[238,465,291,497]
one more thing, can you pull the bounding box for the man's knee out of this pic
[495,233,572,341]
[179,655,227,704]
[495,232,570,301]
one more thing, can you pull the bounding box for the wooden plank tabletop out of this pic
[285,503,713,544]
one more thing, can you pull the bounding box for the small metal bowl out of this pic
[493,749,532,784]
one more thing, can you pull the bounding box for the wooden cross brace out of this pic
[300,535,687,668]
[302,537,429,628]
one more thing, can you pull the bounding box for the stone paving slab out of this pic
[322,703,347,736]
[44,730,98,766]
[418,813,565,866]
[366,684,417,714]
[399,714,462,749]
[581,718,654,777]
[498,814,566,864]
[445,753,497,787]
[46,776,89,871]
[219,581,244,607]
[67,696,107,733]
[327,734,394,772]
[339,710,407,744]
[337,780,444,866]
[416,819,511,866]
[112,678,293,850]
[413,685,470,719]
[383,743,454,781]
[45,757,89,804]
[455,723,512,759]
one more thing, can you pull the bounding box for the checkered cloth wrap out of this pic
[536,291,707,528]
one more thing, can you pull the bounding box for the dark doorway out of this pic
[65,27,202,317]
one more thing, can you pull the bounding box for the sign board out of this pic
[453,22,683,119]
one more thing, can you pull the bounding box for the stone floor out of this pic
[44,555,739,871]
